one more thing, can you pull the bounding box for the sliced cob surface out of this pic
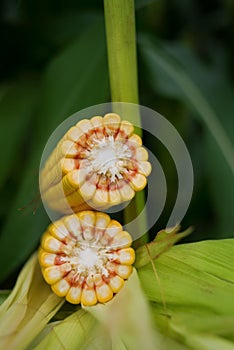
[39,211,135,306]
[40,113,151,213]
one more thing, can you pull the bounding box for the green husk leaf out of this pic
[27,321,62,350]
[83,268,164,350]
[151,301,234,347]
[135,226,192,268]
[0,254,64,350]
[152,302,234,338]
[138,239,234,313]
[138,239,234,349]
[80,323,112,350]
[29,308,96,350]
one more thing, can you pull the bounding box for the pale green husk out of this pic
[29,308,97,350]
[0,253,64,350]
[83,268,163,350]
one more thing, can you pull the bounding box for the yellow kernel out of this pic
[111,231,132,249]
[129,173,147,191]
[96,283,113,303]
[92,188,108,207]
[61,158,79,174]
[65,169,87,190]
[41,232,60,253]
[115,264,133,279]
[66,286,82,304]
[105,220,122,238]
[95,212,111,231]
[42,232,72,255]
[118,181,135,201]
[63,215,82,237]
[117,248,135,265]
[66,126,83,143]
[65,189,86,207]
[93,274,113,304]
[42,181,66,203]
[52,278,70,297]
[78,211,96,229]
[86,275,94,287]
[42,263,71,284]
[103,113,121,125]
[138,161,152,177]
[91,116,103,129]
[38,249,56,267]
[81,276,97,306]
[109,275,124,293]
[103,113,120,136]
[117,120,134,138]
[61,140,79,157]
[128,133,142,147]
[108,186,122,205]
[135,147,148,161]
[79,177,97,201]
[48,221,69,241]
[81,288,97,306]
[76,119,93,133]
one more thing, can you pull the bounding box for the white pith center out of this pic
[68,244,116,278]
[79,247,99,267]
[88,136,132,182]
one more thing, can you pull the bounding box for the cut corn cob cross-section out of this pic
[39,211,135,306]
[40,113,151,213]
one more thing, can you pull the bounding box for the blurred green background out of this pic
[0,0,234,287]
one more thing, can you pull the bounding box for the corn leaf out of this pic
[0,254,64,350]
[135,226,192,268]
[139,239,234,312]
[182,333,234,350]
[138,239,234,349]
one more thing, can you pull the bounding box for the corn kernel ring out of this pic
[40,113,151,213]
[39,211,135,306]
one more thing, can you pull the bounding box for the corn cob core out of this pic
[40,113,151,213]
[39,211,135,306]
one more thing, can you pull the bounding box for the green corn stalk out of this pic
[104,0,147,240]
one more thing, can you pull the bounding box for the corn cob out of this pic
[40,113,151,213]
[39,211,135,306]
